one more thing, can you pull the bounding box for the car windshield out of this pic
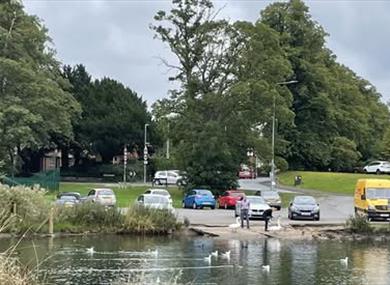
[197,190,213,196]
[262,191,279,198]
[98,190,114,195]
[229,192,244,197]
[366,188,390,199]
[152,190,169,196]
[247,197,266,204]
[144,196,169,204]
[294,196,316,205]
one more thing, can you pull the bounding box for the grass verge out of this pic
[278,171,387,195]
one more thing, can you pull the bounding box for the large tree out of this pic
[260,0,390,170]
[63,65,151,164]
[0,0,80,173]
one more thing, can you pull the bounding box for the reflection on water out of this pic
[0,235,389,284]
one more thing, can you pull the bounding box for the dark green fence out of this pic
[2,170,60,191]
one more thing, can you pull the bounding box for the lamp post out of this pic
[271,80,298,191]
[144,123,149,184]
[163,113,179,160]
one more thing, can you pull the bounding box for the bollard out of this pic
[48,208,54,236]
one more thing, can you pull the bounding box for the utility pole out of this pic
[123,145,127,186]
[144,123,149,184]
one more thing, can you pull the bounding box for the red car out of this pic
[217,190,245,209]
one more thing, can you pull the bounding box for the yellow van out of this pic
[354,179,390,221]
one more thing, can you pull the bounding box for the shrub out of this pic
[121,205,180,235]
[55,203,123,232]
[346,215,373,234]
[0,184,49,233]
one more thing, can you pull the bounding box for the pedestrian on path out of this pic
[264,208,273,231]
[240,196,250,229]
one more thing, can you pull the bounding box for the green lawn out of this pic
[49,183,185,208]
[278,171,389,195]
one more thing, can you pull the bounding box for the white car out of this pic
[235,196,271,219]
[363,161,390,174]
[136,194,174,213]
[84,188,116,207]
[153,170,185,185]
[144,188,173,203]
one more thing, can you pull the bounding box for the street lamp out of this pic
[144,123,149,184]
[163,113,179,159]
[271,80,298,191]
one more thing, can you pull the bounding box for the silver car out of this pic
[136,194,174,213]
[144,189,173,204]
[260,191,282,210]
[235,196,271,219]
[85,188,116,207]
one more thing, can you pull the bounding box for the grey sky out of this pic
[24,0,390,106]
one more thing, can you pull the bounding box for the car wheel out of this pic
[277,206,281,211]
[177,180,182,186]
[155,179,161,185]
[234,212,238,218]
[192,202,197,209]
[211,206,215,210]
[315,216,320,221]
[376,169,381,175]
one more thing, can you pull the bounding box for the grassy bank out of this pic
[48,183,185,208]
[278,171,386,195]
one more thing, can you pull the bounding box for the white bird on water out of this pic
[229,217,240,232]
[340,257,348,266]
[211,250,218,258]
[86,247,95,255]
[204,254,212,264]
[221,250,231,260]
[148,249,158,257]
[268,217,282,231]
[262,265,270,272]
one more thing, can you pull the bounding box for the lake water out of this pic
[1,235,389,284]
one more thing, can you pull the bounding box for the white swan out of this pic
[268,217,282,231]
[262,265,270,272]
[221,250,231,260]
[86,247,95,255]
[211,250,218,257]
[340,257,348,266]
[204,254,212,264]
[148,249,158,257]
[229,217,240,232]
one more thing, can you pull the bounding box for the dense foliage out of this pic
[152,0,390,192]
[0,0,81,173]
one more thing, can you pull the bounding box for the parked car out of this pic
[55,192,81,207]
[153,170,186,186]
[217,190,245,209]
[235,196,271,219]
[363,161,390,174]
[288,196,320,221]
[85,188,116,207]
[256,190,282,210]
[136,194,174,213]
[182,189,216,209]
[238,165,256,179]
[144,188,172,203]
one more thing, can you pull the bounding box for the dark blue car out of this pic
[182,189,216,209]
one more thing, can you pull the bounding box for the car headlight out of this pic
[313,206,320,213]
[368,205,376,211]
[291,206,297,211]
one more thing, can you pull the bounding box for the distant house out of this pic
[40,150,61,171]
[112,150,139,165]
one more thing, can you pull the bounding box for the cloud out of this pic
[23,0,390,104]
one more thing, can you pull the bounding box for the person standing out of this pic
[240,196,250,229]
[263,208,273,231]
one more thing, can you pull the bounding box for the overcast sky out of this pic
[23,0,390,106]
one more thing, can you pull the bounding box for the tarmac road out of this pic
[176,178,354,227]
